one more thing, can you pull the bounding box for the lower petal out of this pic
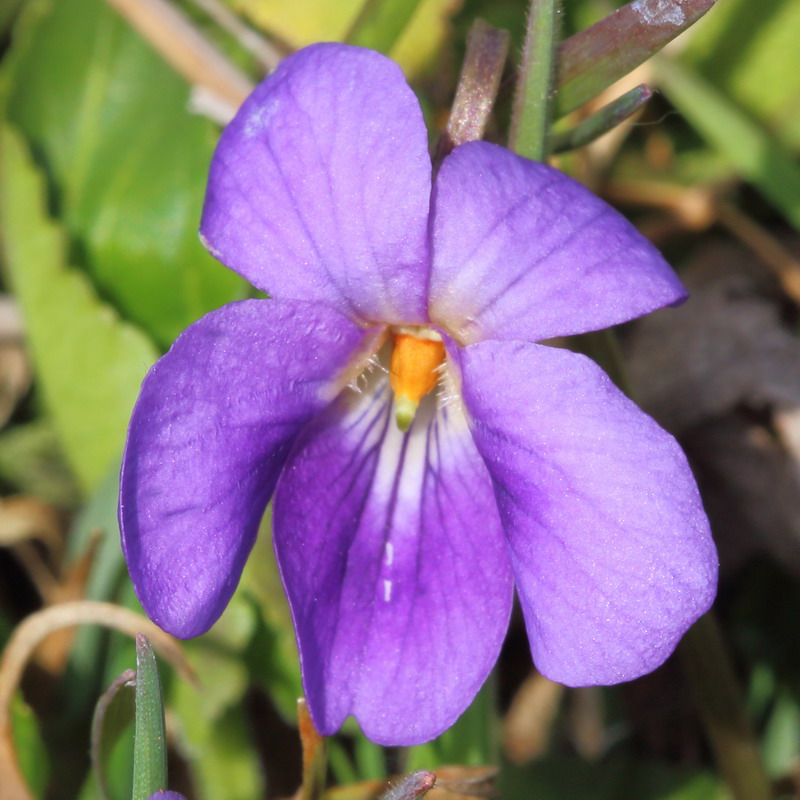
[457,340,718,686]
[120,299,369,638]
[273,378,513,744]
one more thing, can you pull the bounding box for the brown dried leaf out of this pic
[623,243,800,577]
[684,416,800,577]
[428,766,498,800]
[0,496,61,553]
[624,249,800,433]
[503,672,564,763]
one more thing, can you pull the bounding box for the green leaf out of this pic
[761,690,800,777]
[0,420,81,507]
[133,635,168,800]
[654,57,800,231]
[0,125,159,491]
[61,464,130,720]
[11,693,50,797]
[240,511,303,721]
[683,0,800,151]
[168,600,263,800]
[5,0,242,348]
[171,673,264,800]
[91,670,137,800]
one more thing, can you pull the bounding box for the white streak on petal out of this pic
[383,579,393,603]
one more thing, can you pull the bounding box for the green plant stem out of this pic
[509,0,561,161]
[679,614,772,800]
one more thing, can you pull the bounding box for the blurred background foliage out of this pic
[2,0,800,798]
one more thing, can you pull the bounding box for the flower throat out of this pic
[389,328,445,432]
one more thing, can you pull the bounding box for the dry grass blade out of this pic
[0,496,62,554]
[103,0,254,113]
[185,0,282,71]
[0,601,194,800]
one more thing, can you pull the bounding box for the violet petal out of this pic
[429,141,686,344]
[457,339,718,685]
[200,43,432,325]
[120,299,367,638]
[273,378,513,744]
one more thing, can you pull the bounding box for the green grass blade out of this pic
[132,635,167,800]
[655,56,800,229]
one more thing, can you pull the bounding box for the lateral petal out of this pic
[120,299,368,638]
[200,43,432,325]
[273,378,513,744]
[457,340,717,685]
[429,142,686,344]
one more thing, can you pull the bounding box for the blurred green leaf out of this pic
[0,125,159,491]
[0,0,24,39]
[761,690,800,778]
[171,686,264,800]
[11,693,50,797]
[347,0,424,53]
[0,420,81,507]
[683,0,800,151]
[91,670,137,800]
[61,464,130,721]
[5,0,242,348]
[240,511,303,721]
[499,756,729,800]
[168,601,263,800]
[655,57,800,230]
[406,679,497,770]
[231,0,455,76]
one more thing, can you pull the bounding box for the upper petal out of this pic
[200,43,432,325]
[457,340,717,685]
[273,375,513,744]
[120,299,369,638]
[428,142,686,344]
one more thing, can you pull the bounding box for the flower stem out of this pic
[508,0,562,162]
[678,613,772,800]
[438,18,510,160]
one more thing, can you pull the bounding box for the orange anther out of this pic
[389,332,445,430]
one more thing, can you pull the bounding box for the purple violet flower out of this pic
[120,43,718,745]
